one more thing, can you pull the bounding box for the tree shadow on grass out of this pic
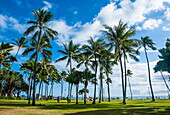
[64,108,170,115]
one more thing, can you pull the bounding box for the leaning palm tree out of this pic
[55,40,80,97]
[24,9,58,106]
[82,37,107,104]
[141,36,156,101]
[101,20,137,104]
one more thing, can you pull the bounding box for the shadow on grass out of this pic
[64,108,170,115]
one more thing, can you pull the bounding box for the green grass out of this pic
[0,99,170,115]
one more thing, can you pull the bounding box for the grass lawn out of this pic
[0,99,170,115]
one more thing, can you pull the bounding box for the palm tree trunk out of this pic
[61,80,63,99]
[38,80,42,100]
[128,76,133,100]
[70,83,73,100]
[41,82,43,100]
[32,29,42,106]
[119,53,125,104]
[144,48,155,101]
[84,82,87,104]
[28,76,33,104]
[123,51,127,104]
[76,84,79,104]
[101,73,104,102]
[92,56,98,104]
[68,83,70,97]
[106,73,111,102]
[160,71,170,92]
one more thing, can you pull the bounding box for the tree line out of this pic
[0,9,170,106]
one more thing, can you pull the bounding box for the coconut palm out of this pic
[101,20,137,104]
[127,69,133,100]
[24,9,58,106]
[82,37,107,104]
[55,40,80,97]
[60,71,67,99]
[0,42,17,69]
[141,36,156,101]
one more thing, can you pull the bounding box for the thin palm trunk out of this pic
[160,71,170,92]
[28,76,33,104]
[76,84,79,104]
[101,73,104,102]
[32,28,42,105]
[41,82,43,100]
[70,83,73,99]
[128,76,133,100]
[38,80,42,100]
[99,71,102,103]
[144,48,155,101]
[84,82,87,104]
[68,83,70,96]
[123,51,127,104]
[61,80,63,99]
[119,52,125,104]
[106,73,111,102]
[92,56,98,104]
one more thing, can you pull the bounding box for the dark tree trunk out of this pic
[38,81,42,100]
[106,74,111,102]
[160,71,170,92]
[40,82,43,100]
[144,48,155,101]
[76,84,79,104]
[92,56,98,104]
[61,80,63,99]
[119,53,125,105]
[28,76,33,104]
[123,51,127,104]
[84,81,87,104]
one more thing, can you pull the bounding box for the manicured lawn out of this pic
[0,99,170,115]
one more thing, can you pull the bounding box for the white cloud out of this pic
[42,1,52,10]
[142,19,163,30]
[165,8,170,21]
[10,46,25,55]
[162,24,170,31]
[0,14,28,33]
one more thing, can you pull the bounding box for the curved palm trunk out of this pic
[123,51,127,104]
[76,84,79,104]
[128,77,133,100]
[106,73,111,102]
[119,53,125,105]
[160,71,170,92]
[92,56,98,104]
[144,48,155,101]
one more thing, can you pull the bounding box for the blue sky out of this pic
[1,0,170,98]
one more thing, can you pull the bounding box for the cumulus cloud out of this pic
[0,14,28,33]
[162,24,170,31]
[164,8,170,21]
[42,1,52,10]
[142,19,163,30]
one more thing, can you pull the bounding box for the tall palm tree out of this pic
[60,71,67,99]
[141,36,156,101]
[55,40,80,97]
[101,20,137,104]
[82,37,107,104]
[24,9,58,106]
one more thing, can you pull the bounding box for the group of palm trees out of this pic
[1,9,167,106]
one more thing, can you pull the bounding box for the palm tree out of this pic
[127,69,133,100]
[60,71,67,99]
[141,36,156,101]
[101,20,137,104]
[82,37,107,104]
[24,9,58,105]
[0,42,17,69]
[55,40,80,97]
[81,68,95,104]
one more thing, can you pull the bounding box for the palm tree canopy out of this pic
[141,36,157,50]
